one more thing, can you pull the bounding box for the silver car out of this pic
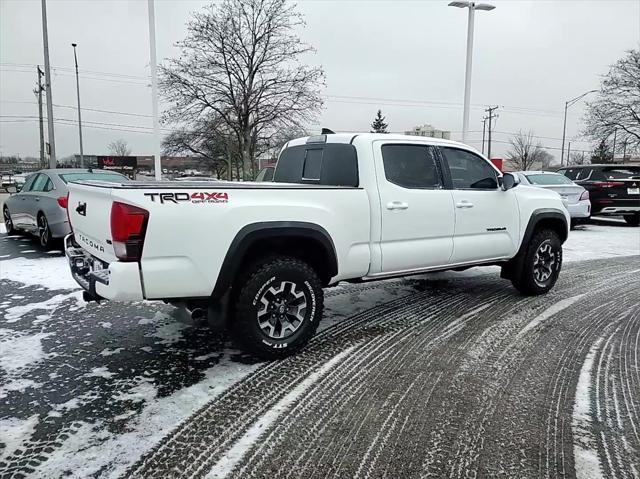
[3,168,129,249]
[514,171,591,226]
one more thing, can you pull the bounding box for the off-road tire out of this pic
[3,206,17,235]
[511,229,563,296]
[231,256,324,360]
[623,214,640,227]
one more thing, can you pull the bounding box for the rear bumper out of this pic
[596,206,640,215]
[64,234,144,301]
[565,201,591,219]
[50,219,72,239]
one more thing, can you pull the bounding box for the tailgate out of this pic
[67,182,118,263]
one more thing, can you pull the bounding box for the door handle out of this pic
[455,201,474,209]
[386,201,409,210]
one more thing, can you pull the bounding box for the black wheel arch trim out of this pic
[517,208,568,256]
[211,221,338,299]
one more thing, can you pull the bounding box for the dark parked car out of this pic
[3,169,129,248]
[556,164,640,226]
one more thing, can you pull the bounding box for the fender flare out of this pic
[211,221,338,299]
[517,208,569,257]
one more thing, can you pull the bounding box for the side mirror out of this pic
[501,173,520,191]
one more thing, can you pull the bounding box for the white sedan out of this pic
[514,171,591,226]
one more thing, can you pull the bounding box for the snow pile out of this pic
[0,329,52,399]
[0,415,40,459]
[0,256,79,290]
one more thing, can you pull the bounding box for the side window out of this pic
[560,168,578,180]
[22,174,38,192]
[381,144,442,189]
[30,174,49,192]
[44,178,54,192]
[441,147,498,189]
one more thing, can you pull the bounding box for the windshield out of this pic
[525,173,574,185]
[601,167,640,179]
[59,172,128,184]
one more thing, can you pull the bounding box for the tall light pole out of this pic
[41,0,56,168]
[560,89,597,166]
[448,1,495,143]
[148,0,162,181]
[71,43,84,167]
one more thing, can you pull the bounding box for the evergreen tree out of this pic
[591,140,614,163]
[370,110,389,133]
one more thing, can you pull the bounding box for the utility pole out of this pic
[567,141,571,163]
[485,106,498,159]
[612,128,617,162]
[41,0,56,168]
[35,66,45,169]
[148,0,162,181]
[481,116,487,154]
[72,43,84,167]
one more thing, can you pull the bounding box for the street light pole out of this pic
[148,0,162,181]
[449,1,495,143]
[40,0,56,168]
[560,89,597,166]
[72,43,84,167]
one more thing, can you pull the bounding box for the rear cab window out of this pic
[275,142,358,186]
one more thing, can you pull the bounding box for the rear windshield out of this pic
[600,167,640,180]
[59,172,129,184]
[525,173,574,185]
[275,143,358,187]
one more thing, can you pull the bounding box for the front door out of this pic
[439,147,520,264]
[374,141,455,273]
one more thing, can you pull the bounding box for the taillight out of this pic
[579,190,589,201]
[110,201,149,262]
[592,181,624,188]
[57,196,68,208]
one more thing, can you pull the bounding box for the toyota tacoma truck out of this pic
[64,133,570,359]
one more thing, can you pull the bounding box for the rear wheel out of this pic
[511,229,563,296]
[37,213,53,250]
[3,206,17,235]
[623,214,640,227]
[231,256,324,360]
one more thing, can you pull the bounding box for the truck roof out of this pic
[286,132,482,155]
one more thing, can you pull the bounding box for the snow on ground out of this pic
[0,415,40,459]
[29,355,260,479]
[0,256,79,290]
[0,222,6,234]
[564,222,639,261]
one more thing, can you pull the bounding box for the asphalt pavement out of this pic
[0,226,639,478]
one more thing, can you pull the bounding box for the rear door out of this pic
[23,174,49,230]
[67,182,119,263]
[10,174,38,227]
[440,147,520,264]
[374,141,455,273]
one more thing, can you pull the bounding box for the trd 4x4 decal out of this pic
[144,192,229,204]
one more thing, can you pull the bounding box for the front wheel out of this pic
[511,229,563,296]
[231,256,324,360]
[623,214,640,227]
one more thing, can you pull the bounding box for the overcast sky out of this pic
[1,0,639,161]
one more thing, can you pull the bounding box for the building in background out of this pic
[405,124,451,140]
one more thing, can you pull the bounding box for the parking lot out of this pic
[1,217,639,478]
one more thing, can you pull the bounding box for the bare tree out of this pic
[108,139,132,156]
[160,0,324,180]
[506,131,553,170]
[584,49,640,151]
[568,151,588,166]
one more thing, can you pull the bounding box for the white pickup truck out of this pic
[65,133,569,358]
